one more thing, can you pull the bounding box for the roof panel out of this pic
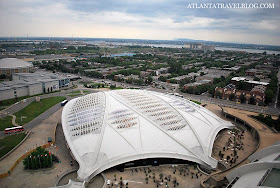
[61,89,235,181]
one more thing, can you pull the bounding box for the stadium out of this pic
[0,58,34,77]
[61,89,234,182]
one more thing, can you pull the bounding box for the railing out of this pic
[200,106,261,188]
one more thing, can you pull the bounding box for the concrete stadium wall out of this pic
[248,145,280,162]
[200,106,261,188]
[226,162,280,182]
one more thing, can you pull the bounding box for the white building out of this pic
[62,89,234,182]
[226,140,280,188]
[0,72,70,101]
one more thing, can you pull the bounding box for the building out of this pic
[231,77,269,88]
[226,141,280,188]
[215,84,266,105]
[0,72,70,101]
[184,79,212,89]
[62,90,234,182]
[245,69,271,79]
[0,58,34,77]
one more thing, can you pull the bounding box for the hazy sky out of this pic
[0,0,279,45]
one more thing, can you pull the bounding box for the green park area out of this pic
[0,116,13,131]
[0,96,66,131]
[0,133,26,158]
[0,91,62,107]
[14,96,66,125]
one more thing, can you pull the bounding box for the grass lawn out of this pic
[0,133,26,158]
[190,100,201,105]
[0,91,61,107]
[68,94,81,97]
[14,96,66,125]
[0,116,13,131]
[110,87,124,90]
[83,90,90,93]
[68,90,81,94]
[79,81,93,85]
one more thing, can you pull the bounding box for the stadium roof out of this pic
[226,141,280,188]
[62,89,234,181]
[0,58,33,69]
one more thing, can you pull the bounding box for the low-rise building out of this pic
[0,72,70,101]
[184,79,212,89]
[215,84,266,105]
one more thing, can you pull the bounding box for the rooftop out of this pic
[62,89,234,181]
[0,58,33,69]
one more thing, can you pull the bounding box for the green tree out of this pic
[229,93,236,101]
[249,96,256,105]
[239,94,246,103]
[265,89,274,104]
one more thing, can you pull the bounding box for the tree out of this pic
[253,77,260,81]
[239,94,246,103]
[237,81,251,90]
[249,96,256,105]
[23,147,53,170]
[147,76,153,85]
[229,93,236,101]
[265,89,274,104]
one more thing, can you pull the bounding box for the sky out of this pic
[0,0,279,45]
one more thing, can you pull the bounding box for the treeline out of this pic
[265,72,278,104]
[31,46,100,55]
[254,114,280,131]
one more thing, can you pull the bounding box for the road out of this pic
[0,87,97,138]
[1,74,279,138]
[82,76,280,115]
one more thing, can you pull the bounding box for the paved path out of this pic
[9,115,19,127]
[210,107,280,182]
[0,108,77,188]
[0,89,97,138]
[223,107,280,150]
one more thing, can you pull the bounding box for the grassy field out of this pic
[68,90,81,94]
[0,91,61,107]
[0,133,26,158]
[68,94,81,97]
[79,81,93,85]
[0,116,13,131]
[190,100,201,105]
[14,96,66,125]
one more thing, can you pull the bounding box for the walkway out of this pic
[209,107,280,183]
[0,108,79,188]
[9,115,19,126]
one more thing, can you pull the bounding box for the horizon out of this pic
[1,36,280,47]
[0,0,279,46]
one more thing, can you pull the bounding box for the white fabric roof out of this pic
[0,58,33,69]
[62,89,234,181]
